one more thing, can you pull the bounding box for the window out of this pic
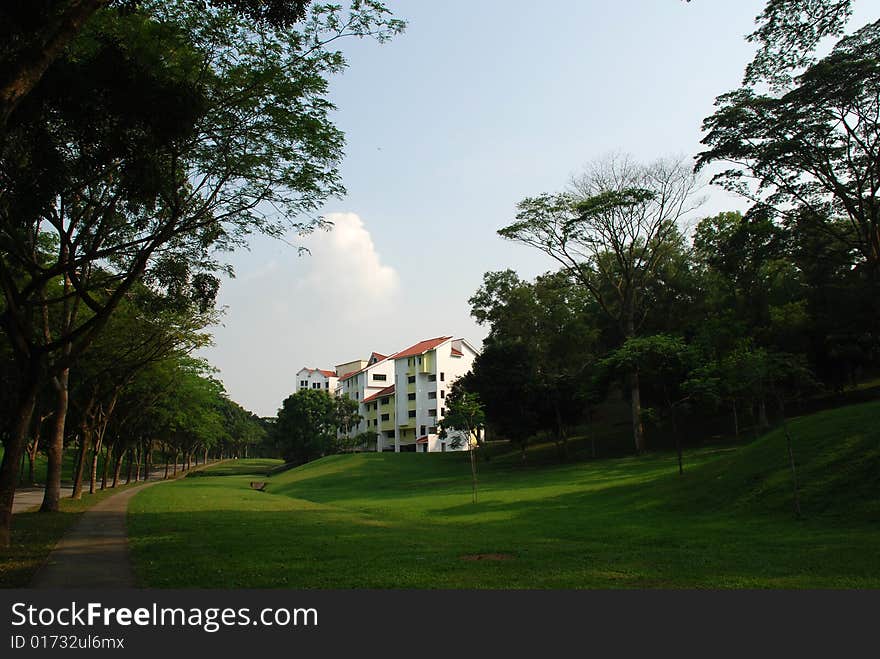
[428,374,436,382]
[373,419,378,427]
[325,382,329,389]
[420,425,426,435]
[372,373,387,381]
[428,391,436,399]
[381,413,389,421]
[440,372,445,381]
[440,407,445,416]
[417,356,422,364]
[300,380,307,387]
[440,390,445,398]
[408,410,416,418]
[407,375,416,384]
[428,409,437,417]
[408,358,413,366]
[381,397,389,406]
[407,393,416,401]
[428,426,437,434]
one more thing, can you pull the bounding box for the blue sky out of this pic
[201,0,879,416]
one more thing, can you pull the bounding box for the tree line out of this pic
[449,2,878,496]
[0,0,404,546]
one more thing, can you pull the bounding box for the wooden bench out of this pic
[249,481,267,491]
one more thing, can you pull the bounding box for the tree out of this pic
[273,389,340,465]
[698,20,880,275]
[438,387,485,504]
[599,335,691,474]
[0,0,314,130]
[742,0,854,89]
[498,154,702,453]
[469,269,601,459]
[0,0,403,546]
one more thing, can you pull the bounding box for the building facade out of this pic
[295,367,338,393]
[391,336,479,453]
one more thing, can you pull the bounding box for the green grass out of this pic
[0,482,142,587]
[128,402,880,588]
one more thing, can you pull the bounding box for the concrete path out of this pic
[29,480,163,588]
[12,487,73,514]
[12,465,185,514]
[29,461,222,589]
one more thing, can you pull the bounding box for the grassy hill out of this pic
[127,401,880,588]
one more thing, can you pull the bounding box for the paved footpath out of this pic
[30,480,164,588]
[12,487,73,514]
[29,462,222,589]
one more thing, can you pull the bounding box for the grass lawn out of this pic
[128,402,880,588]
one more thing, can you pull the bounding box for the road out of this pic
[12,465,188,514]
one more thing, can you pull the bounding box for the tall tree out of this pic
[0,0,404,546]
[0,0,314,130]
[698,20,880,275]
[498,155,702,453]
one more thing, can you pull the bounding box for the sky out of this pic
[199,0,879,417]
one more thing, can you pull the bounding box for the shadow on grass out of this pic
[127,498,880,589]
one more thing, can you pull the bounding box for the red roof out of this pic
[300,367,337,378]
[371,352,387,362]
[363,384,395,404]
[392,336,452,360]
[415,436,429,444]
[450,348,463,356]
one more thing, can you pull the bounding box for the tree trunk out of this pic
[112,449,124,488]
[101,444,110,490]
[758,398,770,430]
[24,416,42,487]
[468,438,478,505]
[779,402,802,519]
[732,399,740,439]
[0,0,109,128]
[40,367,69,512]
[71,428,90,500]
[125,448,134,484]
[88,435,103,495]
[553,400,568,461]
[630,368,646,454]
[164,447,170,480]
[26,446,35,487]
[134,445,142,482]
[0,373,39,547]
[173,450,179,477]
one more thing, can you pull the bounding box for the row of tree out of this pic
[0,0,405,546]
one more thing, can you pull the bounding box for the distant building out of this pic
[337,352,394,438]
[322,338,479,454]
[295,367,338,393]
[389,336,479,453]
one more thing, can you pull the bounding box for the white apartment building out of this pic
[296,367,338,393]
[390,336,479,453]
[337,352,394,437]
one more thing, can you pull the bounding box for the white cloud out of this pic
[296,212,399,319]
